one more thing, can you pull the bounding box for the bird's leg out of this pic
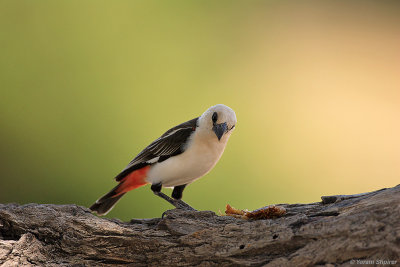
[171,184,196,210]
[151,183,196,211]
[171,184,186,199]
[154,191,196,210]
[151,183,176,207]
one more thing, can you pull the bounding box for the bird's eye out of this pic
[212,112,218,123]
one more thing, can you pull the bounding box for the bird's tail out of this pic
[89,166,150,216]
[89,190,126,216]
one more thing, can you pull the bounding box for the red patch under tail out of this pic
[114,166,150,196]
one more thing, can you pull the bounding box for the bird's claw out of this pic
[173,199,196,211]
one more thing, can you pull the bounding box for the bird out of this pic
[89,104,237,216]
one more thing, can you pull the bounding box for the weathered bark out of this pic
[1,185,399,266]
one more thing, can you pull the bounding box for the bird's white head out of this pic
[198,104,237,142]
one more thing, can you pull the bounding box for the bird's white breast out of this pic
[146,130,230,187]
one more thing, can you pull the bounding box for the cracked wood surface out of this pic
[0,185,399,266]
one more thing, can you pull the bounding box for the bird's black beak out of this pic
[213,122,227,141]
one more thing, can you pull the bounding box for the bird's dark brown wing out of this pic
[115,117,198,181]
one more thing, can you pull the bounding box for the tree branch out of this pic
[1,185,399,266]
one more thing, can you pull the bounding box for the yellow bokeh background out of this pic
[1,1,399,220]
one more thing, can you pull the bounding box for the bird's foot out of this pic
[153,191,196,211]
[173,199,196,211]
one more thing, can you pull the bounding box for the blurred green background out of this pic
[1,1,399,220]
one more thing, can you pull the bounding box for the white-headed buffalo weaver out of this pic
[90,104,237,215]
